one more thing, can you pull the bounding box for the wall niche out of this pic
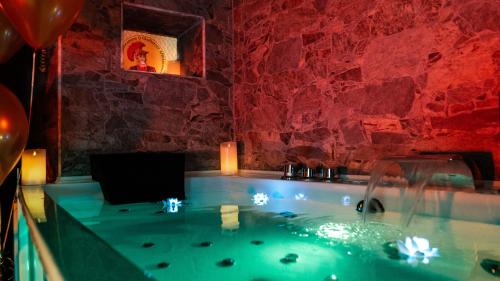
[122,2,205,77]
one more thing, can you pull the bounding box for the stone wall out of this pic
[61,0,233,175]
[234,0,500,178]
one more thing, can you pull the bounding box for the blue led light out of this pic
[162,198,182,213]
[397,236,439,264]
[295,193,307,200]
[252,193,269,206]
[342,196,351,206]
[272,191,284,199]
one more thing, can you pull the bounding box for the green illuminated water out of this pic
[43,179,499,281]
[78,202,498,281]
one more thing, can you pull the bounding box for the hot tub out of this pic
[18,173,500,281]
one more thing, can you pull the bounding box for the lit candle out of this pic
[220,141,238,176]
[220,205,239,230]
[21,149,46,185]
[167,60,181,75]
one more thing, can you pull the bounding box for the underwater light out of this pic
[252,193,269,206]
[324,274,338,281]
[397,236,439,264]
[162,198,182,213]
[342,196,351,206]
[295,193,307,200]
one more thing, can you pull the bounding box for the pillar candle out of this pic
[167,60,181,75]
[220,141,237,176]
[21,149,46,185]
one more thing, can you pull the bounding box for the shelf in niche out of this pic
[121,2,205,78]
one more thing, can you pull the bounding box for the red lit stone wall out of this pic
[234,0,500,178]
[61,0,233,175]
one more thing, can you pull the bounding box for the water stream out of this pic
[362,156,475,228]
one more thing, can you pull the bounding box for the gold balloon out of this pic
[0,10,23,64]
[0,84,28,185]
[0,0,85,49]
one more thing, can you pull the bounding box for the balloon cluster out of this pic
[0,11,22,63]
[0,0,85,184]
[0,85,28,185]
[0,0,85,61]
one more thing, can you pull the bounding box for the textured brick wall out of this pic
[61,0,233,175]
[234,0,500,178]
[61,0,500,178]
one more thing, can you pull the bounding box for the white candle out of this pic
[21,149,46,185]
[220,141,238,176]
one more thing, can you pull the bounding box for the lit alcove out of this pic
[121,2,205,77]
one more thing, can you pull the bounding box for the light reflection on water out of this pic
[315,221,402,249]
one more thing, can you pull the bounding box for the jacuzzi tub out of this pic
[20,174,500,281]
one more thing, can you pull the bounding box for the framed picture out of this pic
[121,3,205,78]
[122,30,180,75]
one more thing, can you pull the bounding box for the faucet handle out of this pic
[322,167,335,182]
[282,164,297,179]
